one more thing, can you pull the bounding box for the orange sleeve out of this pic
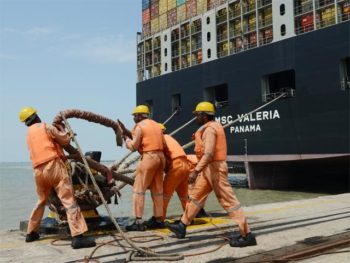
[126,125,142,151]
[194,126,216,172]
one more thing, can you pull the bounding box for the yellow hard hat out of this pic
[19,107,37,122]
[193,102,215,115]
[132,105,150,115]
[158,123,166,131]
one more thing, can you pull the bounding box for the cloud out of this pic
[67,34,135,63]
[0,53,16,60]
[25,27,56,39]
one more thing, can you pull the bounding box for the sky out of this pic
[0,0,142,162]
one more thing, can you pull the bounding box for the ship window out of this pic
[145,100,153,118]
[164,35,167,42]
[204,84,228,108]
[207,32,211,41]
[165,63,168,71]
[207,17,210,24]
[280,4,285,16]
[172,93,181,113]
[281,24,286,36]
[165,48,168,57]
[340,57,350,90]
[261,69,296,102]
[207,48,211,58]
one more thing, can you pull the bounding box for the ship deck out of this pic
[1,193,349,262]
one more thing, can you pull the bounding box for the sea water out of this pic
[0,162,326,230]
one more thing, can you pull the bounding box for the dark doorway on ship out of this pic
[204,83,228,109]
[243,156,350,194]
[262,69,296,102]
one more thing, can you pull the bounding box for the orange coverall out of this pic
[27,123,87,237]
[162,134,191,220]
[125,119,165,218]
[181,121,250,236]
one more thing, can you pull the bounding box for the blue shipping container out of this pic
[142,0,150,10]
[176,0,186,6]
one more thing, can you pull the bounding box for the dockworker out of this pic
[158,123,191,223]
[118,105,165,231]
[19,107,96,249]
[165,102,257,247]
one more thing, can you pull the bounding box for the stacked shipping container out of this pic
[142,0,228,37]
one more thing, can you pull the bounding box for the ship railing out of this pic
[217,50,229,58]
[191,43,202,51]
[315,0,334,9]
[242,3,256,14]
[259,36,273,45]
[257,0,272,8]
[191,24,202,34]
[264,89,296,102]
[294,1,313,16]
[217,14,227,24]
[295,24,314,35]
[340,77,350,90]
[258,17,273,28]
[217,33,228,42]
[339,12,350,22]
[231,46,243,54]
[229,9,241,20]
[316,16,336,29]
[245,41,257,49]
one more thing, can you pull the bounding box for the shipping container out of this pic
[142,8,151,25]
[197,0,208,15]
[159,13,168,30]
[151,17,160,34]
[177,4,187,23]
[168,0,177,10]
[143,22,151,37]
[159,0,168,14]
[143,0,150,10]
[176,0,186,6]
[151,1,159,19]
[301,14,314,32]
[186,0,197,19]
[168,8,177,26]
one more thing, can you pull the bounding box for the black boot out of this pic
[195,208,208,218]
[165,220,187,239]
[25,232,40,242]
[229,232,257,247]
[144,216,165,229]
[125,220,146,231]
[71,235,96,249]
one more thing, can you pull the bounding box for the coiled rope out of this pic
[62,115,184,261]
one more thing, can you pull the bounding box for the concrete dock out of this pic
[1,193,349,262]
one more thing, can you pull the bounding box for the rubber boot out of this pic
[195,208,208,218]
[25,232,40,242]
[165,220,187,239]
[125,219,146,231]
[71,235,96,249]
[229,232,257,247]
[144,216,165,229]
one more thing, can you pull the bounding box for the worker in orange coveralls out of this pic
[165,102,257,247]
[158,123,191,222]
[118,105,165,231]
[19,107,96,249]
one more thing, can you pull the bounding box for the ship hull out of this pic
[136,22,350,190]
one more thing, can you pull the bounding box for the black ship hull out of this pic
[136,22,350,191]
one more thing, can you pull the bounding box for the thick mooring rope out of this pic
[62,115,184,261]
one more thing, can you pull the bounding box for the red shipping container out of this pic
[265,27,272,39]
[301,15,314,32]
[142,9,151,24]
[168,8,177,26]
[249,33,257,43]
[186,0,197,19]
[151,1,159,19]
